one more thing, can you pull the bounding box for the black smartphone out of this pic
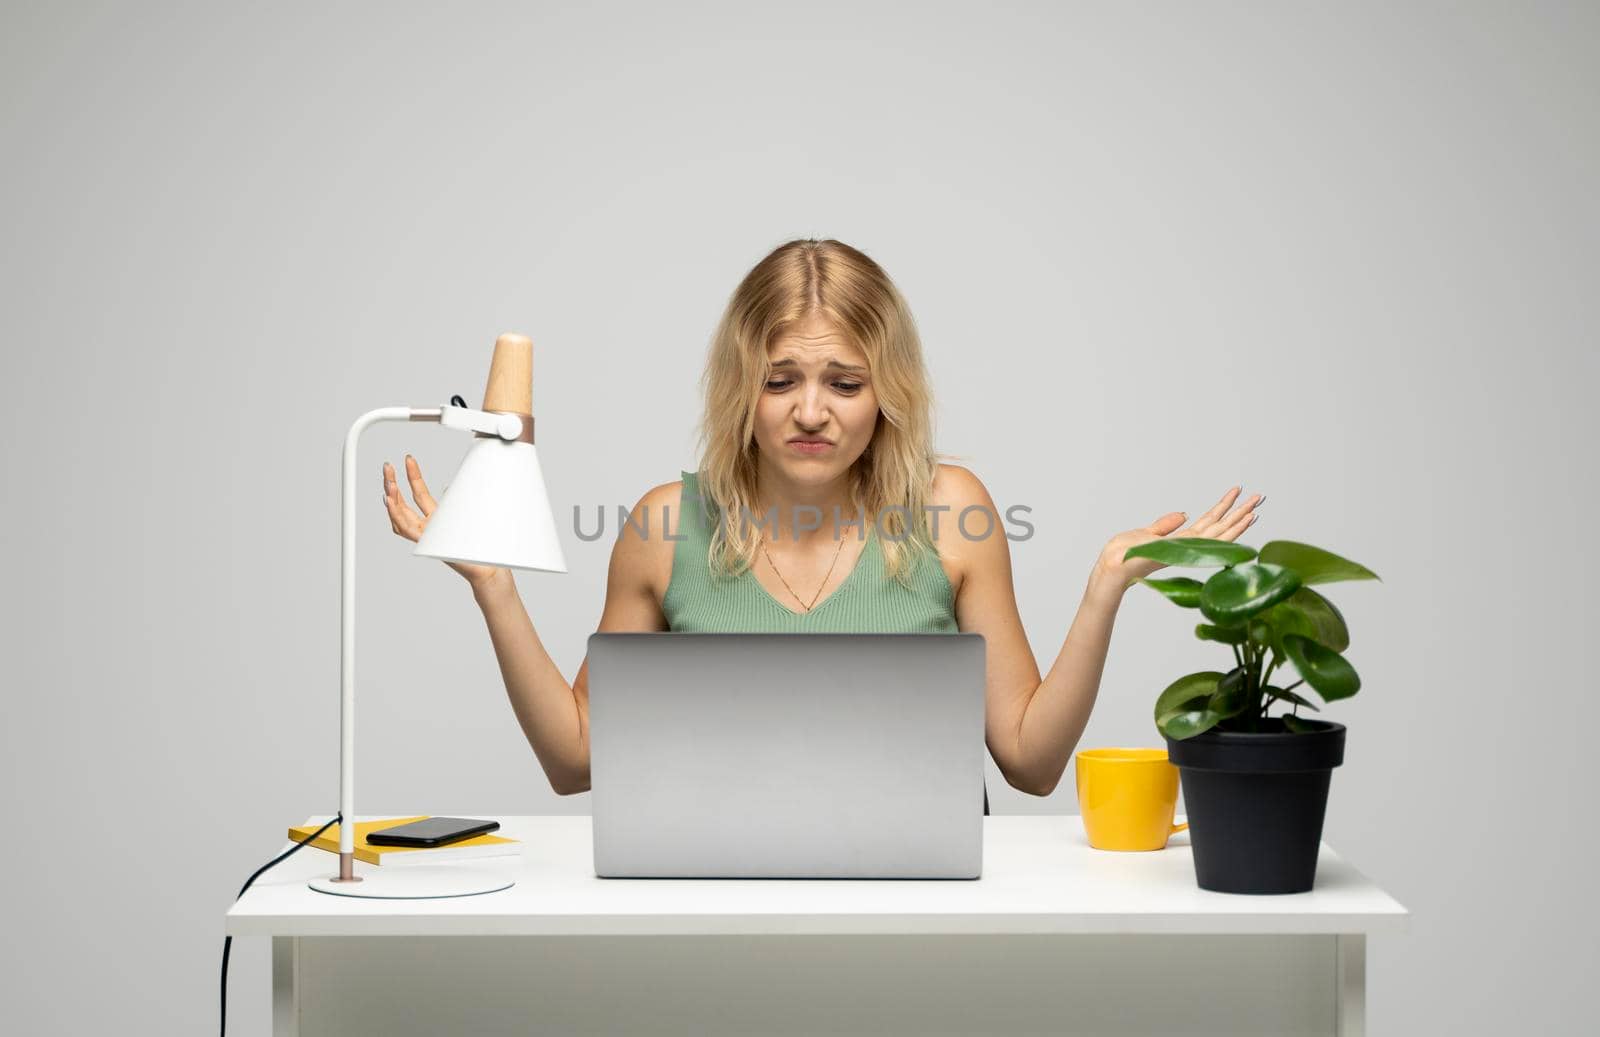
[366,817,501,847]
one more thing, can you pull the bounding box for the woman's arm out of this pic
[942,467,1260,796]
[468,569,591,794]
[1000,566,1121,797]
[386,457,674,796]
[470,482,676,795]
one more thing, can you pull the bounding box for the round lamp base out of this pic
[309,865,515,899]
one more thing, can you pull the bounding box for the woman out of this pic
[381,238,1262,805]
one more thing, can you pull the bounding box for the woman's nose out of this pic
[795,385,829,427]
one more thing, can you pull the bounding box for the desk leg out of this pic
[1336,933,1366,1037]
[272,936,300,1037]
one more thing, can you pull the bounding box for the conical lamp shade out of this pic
[415,438,568,572]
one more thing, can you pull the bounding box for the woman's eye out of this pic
[764,378,863,393]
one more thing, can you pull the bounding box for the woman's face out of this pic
[754,314,879,486]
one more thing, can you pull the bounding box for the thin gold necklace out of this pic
[760,533,848,612]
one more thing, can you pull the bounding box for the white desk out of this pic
[227,815,1407,1036]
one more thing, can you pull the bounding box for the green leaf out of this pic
[1283,714,1320,734]
[1159,707,1226,740]
[1155,670,1244,739]
[1258,541,1379,585]
[1124,537,1257,569]
[1282,634,1361,701]
[1138,577,1204,608]
[1153,671,1223,726]
[1195,623,1248,645]
[1210,668,1249,719]
[1269,587,1350,653]
[1262,685,1320,712]
[1199,563,1303,625]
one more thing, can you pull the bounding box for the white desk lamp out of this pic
[309,333,566,899]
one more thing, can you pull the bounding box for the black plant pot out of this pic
[1165,718,1346,895]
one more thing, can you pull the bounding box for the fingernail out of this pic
[1249,514,1259,524]
[1257,495,1267,506]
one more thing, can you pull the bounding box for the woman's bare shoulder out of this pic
[613,479,688,601]
[930,462,999,521]
[928,463,997,593]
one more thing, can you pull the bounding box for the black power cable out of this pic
[220,813,342,1036]
[221,392,465,1031]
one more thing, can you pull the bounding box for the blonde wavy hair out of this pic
[693,238,957,587]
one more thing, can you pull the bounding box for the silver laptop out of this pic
[588,632,986,879]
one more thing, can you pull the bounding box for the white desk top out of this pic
[225,815,1409,938]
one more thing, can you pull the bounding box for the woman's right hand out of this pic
[383,454,507,590]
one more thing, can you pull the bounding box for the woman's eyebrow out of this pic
[770,357,869,374]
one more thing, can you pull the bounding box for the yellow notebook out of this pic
[287,816,520,867]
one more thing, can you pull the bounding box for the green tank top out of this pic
[659,471,987,814]
[660,470,960,634]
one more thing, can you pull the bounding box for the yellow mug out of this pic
[1075,748,1189,851]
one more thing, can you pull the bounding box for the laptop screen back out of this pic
[588,632,986,878]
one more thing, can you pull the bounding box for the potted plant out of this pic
[1123,538,1379,894]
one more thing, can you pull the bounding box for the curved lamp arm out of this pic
[334,404,523,879]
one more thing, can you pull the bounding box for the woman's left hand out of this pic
[1093,486,1265,593]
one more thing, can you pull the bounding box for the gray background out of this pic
[2,1,1593,1033]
